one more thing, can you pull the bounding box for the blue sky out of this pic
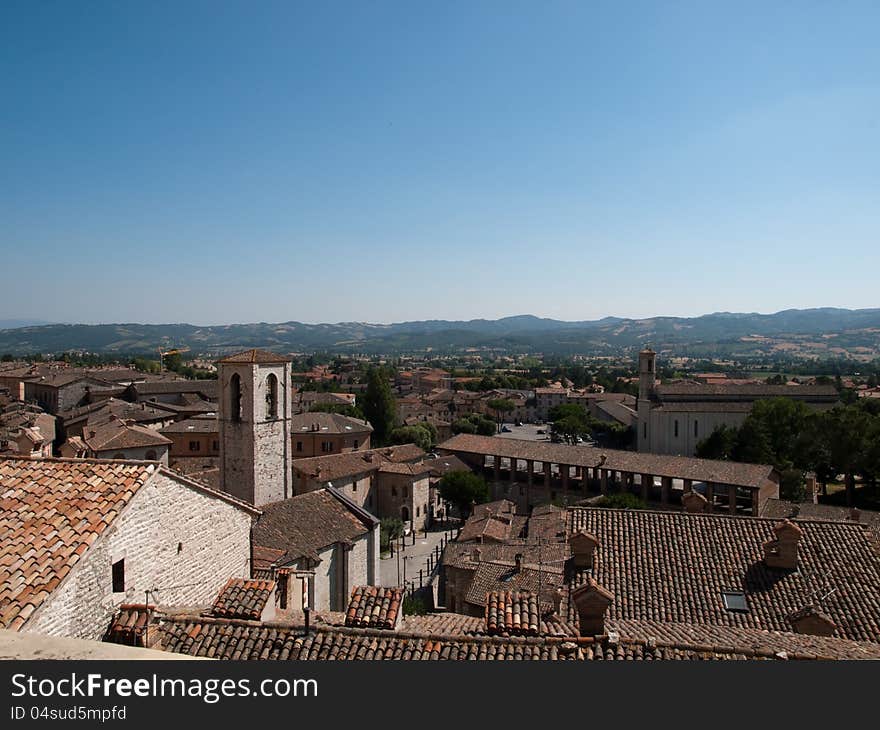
[1,1,878,325]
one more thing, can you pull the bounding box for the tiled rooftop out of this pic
[567,507,880,642]
[153,613,879,660]
[439,433,777,489]
[0,458,157,630]
[345,586,402,629]
[485,590,542,636]
[216,349,290,364]
[253,489,374,565]
[103,604,156,647]
[211,578,275,621]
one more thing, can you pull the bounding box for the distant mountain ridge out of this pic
[0,309,878,359]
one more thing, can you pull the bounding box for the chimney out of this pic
[569,530,600,570]
[571,578,614,637]
[788,605,836,637]
[598,454,607,467]
[763,519,803,570]
[848,508,861,523]
[682,490,709,514]
[805,473,818,504]
[552,586,564,615]
[514,553,523,573]
[471,547,482,562]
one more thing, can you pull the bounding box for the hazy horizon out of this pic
[3,306,879,330]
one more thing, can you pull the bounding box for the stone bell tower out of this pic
[217,349,292,506]
[637,347,656,453]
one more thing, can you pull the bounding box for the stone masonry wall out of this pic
[27,471,253,641]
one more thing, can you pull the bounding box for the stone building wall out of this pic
[26,471,253,641]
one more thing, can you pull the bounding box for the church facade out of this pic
[636,349,839,456]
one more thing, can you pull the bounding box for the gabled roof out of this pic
[85,419,172,452]
[217,349,290,364]
[0,459,157,630]
[290,412,372,435]
[253,488,374,565]
[0,457,259,631]
[292,444,426,482]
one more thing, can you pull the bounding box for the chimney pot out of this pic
[571,578,614,637]
[763,519,802,570]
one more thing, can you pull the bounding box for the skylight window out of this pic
[722,590,749,613]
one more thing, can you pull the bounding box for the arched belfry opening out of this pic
[266,373,278,420]
[230,373,242,422]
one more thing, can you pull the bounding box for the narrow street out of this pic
[379,524,459,590]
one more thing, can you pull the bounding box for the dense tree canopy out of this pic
[696,397,880,504]
[438,470,490,517]
[361,366,396,445]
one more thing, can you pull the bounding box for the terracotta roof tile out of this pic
[0,458,157,630]
[211,578,275,620]
[439,433,777,489]
[567,507,880,642]
[216,349,290,364]
[345,586,402,629]
[153,613,880,660]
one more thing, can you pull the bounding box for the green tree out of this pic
[486,398,515,431]
[389,424,436,451]
[695,424,737,460]
[452,413,496,437]
[438,470,489,517]
[308,402,365,419]
[380,517,404,552]
[362,366,396,445]
[549,403,591,444]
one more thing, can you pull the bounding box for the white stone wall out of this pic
[311,545,334,612]
[641,408,750,456]
[26,470,253,641]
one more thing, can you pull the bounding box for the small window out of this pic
[694,420,699,438]
[353,440,359,449]
[112,559,125,593]
[643,423,647,439]
[296,441,303,452]
[403,486,408,498]
[212,440,219,452]
[674,420,679,438]
[722,590,749,613]
[189,441,200,452]
[391,485,397,497]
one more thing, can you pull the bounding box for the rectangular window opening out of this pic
[112,558,125,593]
